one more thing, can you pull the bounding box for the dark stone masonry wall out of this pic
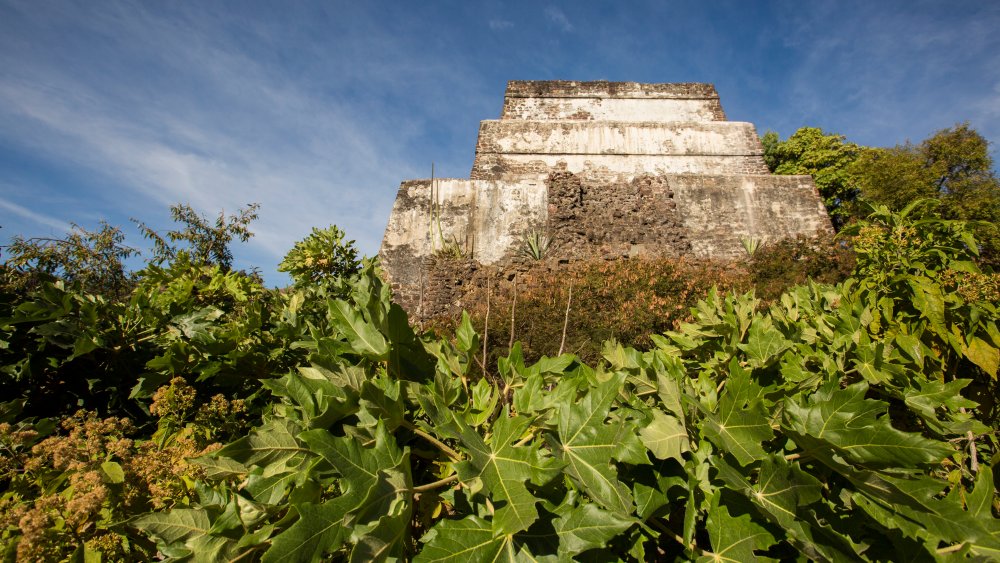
[469,155,769,181]
[411,257,532,320]
[504,80,721,99]
[545,172,691,261]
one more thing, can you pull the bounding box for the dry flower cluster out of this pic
[1,377,240,561]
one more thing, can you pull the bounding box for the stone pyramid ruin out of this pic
[380,80,833,317]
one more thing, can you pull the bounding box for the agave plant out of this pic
[520,229,551,260]
[740,235,765,258]
[433,234,466,260]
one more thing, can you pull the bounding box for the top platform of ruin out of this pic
[504,80,720,100]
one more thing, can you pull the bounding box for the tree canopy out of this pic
[278,225,361,287]
[1,222,138,298]
[762,127,861,228]
[765,123,1000,263]
[852,123,1000,262]
[133,203,260,271]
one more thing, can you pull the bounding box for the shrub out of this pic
[432,244,856,366]
[0,407,216,562]
[432,258,751,365]
[748,236,855,302]
[278,225,361,287]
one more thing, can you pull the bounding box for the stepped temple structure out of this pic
[380,80,833,318]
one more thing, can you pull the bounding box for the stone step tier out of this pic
[501,80,726,122]
[379,173,830,310]
[470,120,767,179]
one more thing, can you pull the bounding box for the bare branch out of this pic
[559,283,573,356]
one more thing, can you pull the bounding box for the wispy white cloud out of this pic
[1,0,997,283]
[974,82,1000,119]
[0,1,490,279]
[0,194,70,232]
[767,2,1000,153]
[544,6,574,33]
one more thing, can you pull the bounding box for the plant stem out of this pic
[648,517,703,555]
[402,420,461,461]
[509,273,517,351]
[559,283,573,356]
[513,432,535,447]
[417,269,424,323]
[412,474,459,493]
[960,407,979,473]
[937,543,967,555]
[228,545,267,563]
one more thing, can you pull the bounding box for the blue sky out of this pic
[2,0,998,286]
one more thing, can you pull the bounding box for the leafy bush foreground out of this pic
[1,202,999,561]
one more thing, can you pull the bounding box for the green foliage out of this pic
[852,123,1000,265]
[854,123,997,210]
[762,127,862,228]
[122,252,992,561]
[840,199,999,386]
[738,235,764,258]
[0,251,298,420]
[134,203,260,270]
[432,234,466,261]
[854,144,939,210]
[1,222,138,298]
[763,123,1000,262]
[1,204,998,561]
[278,226,361,287]
[0,280,146,417]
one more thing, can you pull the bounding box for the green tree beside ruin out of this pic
[765,123,1000,263]
[762,127,861,228]
[852,123,1000,264]
[278,225,361,287]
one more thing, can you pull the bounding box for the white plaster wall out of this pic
[481,121,759,156]
[484,154,763,176]
[505,97,719,122]
[674,175,833,259]
[381,179,547,264]
[382,179,472,256]
[469,180,548,263]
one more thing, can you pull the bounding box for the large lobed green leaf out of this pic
[547,374,648,515]
[454,409,562,534]
[328,298,389,360]
[699,360,774,467]
[262,422,412,562]
[783,381,954,468]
